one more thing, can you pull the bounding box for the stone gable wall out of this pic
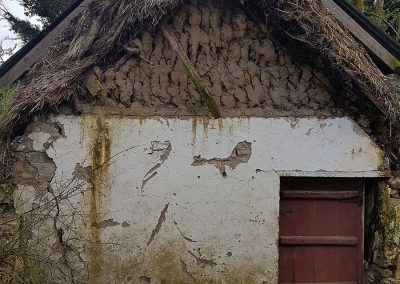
[81,0,343,118]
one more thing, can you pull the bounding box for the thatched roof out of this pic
[269,0,400,118]
[0,0,399,180]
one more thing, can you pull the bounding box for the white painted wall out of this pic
[15,116,385,283]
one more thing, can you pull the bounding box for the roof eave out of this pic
[0,0,93,88]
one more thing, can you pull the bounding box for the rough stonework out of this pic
[365,180,400,284]
[81,1,341,118]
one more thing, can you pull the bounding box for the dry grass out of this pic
[0,0,183,137]
[0,0,183,182]
[266,0,400,119]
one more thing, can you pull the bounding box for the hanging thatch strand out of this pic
[265,0,400,120]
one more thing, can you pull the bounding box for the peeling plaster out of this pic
[12,115,385,283]
[192,141,252,177]
[141,141,171,191]
[73,163,92,181]
[92,219,120,229]
[175,221,198,243]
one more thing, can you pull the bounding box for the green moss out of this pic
[375,182,400,265]
[0,84,18,121]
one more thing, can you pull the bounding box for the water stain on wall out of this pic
[84,116,112,283]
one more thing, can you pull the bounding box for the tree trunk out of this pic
[354,0,365,12]
[373,0,385,27]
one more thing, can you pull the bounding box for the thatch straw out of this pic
[265,0,400,120]
[0,0,184,180]
[0,0,183,136]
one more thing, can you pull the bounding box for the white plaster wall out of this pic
[15,116,385,283]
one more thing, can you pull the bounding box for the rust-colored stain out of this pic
[192,118,197,145]
[218,118,224,133]
[201,117,209,138]
[85,116,112,283]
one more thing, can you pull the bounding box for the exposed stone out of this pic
[0,182,14,205]
[391,189,400,199]
[192,141,252,177]
[78,0,338,118]
[390,177,400,191]
[73,163,92,181]
[4,0,391,282]
[84,71,104,97]
[365,181,400,282]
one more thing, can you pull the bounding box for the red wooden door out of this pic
[279,178,363,284]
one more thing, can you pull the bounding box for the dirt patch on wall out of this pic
[81,0,342,118]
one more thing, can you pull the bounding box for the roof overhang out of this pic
[0,0,399,88]
[0,0,94,88]
[322,0,400,73]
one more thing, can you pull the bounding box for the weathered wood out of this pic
[279,236,359,246]
[281,190,360,200]
[160,25,221,119]
[322,0,400,72]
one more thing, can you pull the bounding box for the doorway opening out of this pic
[278,178,364,283]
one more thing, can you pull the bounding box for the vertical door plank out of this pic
[315,246,337,282]
[279,246,294,282]
[293,247,316,282]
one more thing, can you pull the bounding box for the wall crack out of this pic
[147,203,170,246]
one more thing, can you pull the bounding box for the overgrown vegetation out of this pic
[350,0,400,42]
[0,84,17,123]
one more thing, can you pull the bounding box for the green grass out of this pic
[0,84,18,121]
